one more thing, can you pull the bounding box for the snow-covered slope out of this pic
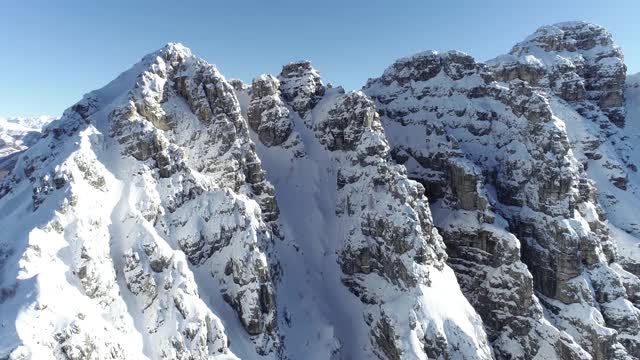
[2,20,640,360]
[237,64,492,359]
[0,44,280,360]
[487,23,640,269]
[617,73,640,270]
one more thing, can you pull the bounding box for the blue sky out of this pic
[1,0,638,117]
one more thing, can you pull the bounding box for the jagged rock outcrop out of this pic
[108,44,281,356]
[488,22,640,248]
[2,20,640,360]
[364,47,640,359]
[240,62,493,360]
[489,21,626,129]
[329,92,491,359]
[315,92,379,152]
[277,61,325,117]
[0,43,281,359]
[487,24,640,359]
[247,75,294,147]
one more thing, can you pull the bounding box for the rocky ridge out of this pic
[363,22,640,359]
[0,44,280,359]
[1,20,640,360]
[233,61,493,359]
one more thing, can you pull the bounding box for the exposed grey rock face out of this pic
[488,22,633,199]
[247,74,294,147]
[364,48,640,359]
[277,61,325,116]
[490,21,627,129]
[328,94,485,359]
[4,21,640,360]
[315,92,380,151]
[489,24,640,284]
[0,43,283,359]
[242,61,493,359]
[110,43,282,356]
[326,92,446,291]
[487,24,640,359]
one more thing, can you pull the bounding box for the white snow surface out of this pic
[2,20,640,360]
[0,44,261,359]
[0,116,55,158]
[0,43,490,360]
[236,83,492,359]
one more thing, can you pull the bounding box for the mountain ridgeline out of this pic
[1,21,640,360]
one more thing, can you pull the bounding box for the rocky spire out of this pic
[247,74,294,147]
[277,61,325,117]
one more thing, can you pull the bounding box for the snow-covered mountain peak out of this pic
[379,50,480,84]
[519,21,616,52]
[486,22,639,262]
[138,42,195,72]
[4,22,640,360]
[490,20,624,79]
[392,49,439,64]
[160,42,193,57]
[394,49,471,62]
[276,61,324,116]
[489,20,626,129]
[0,44,283,359]
[0,116,55,176]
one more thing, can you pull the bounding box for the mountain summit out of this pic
[1,22,640,360]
